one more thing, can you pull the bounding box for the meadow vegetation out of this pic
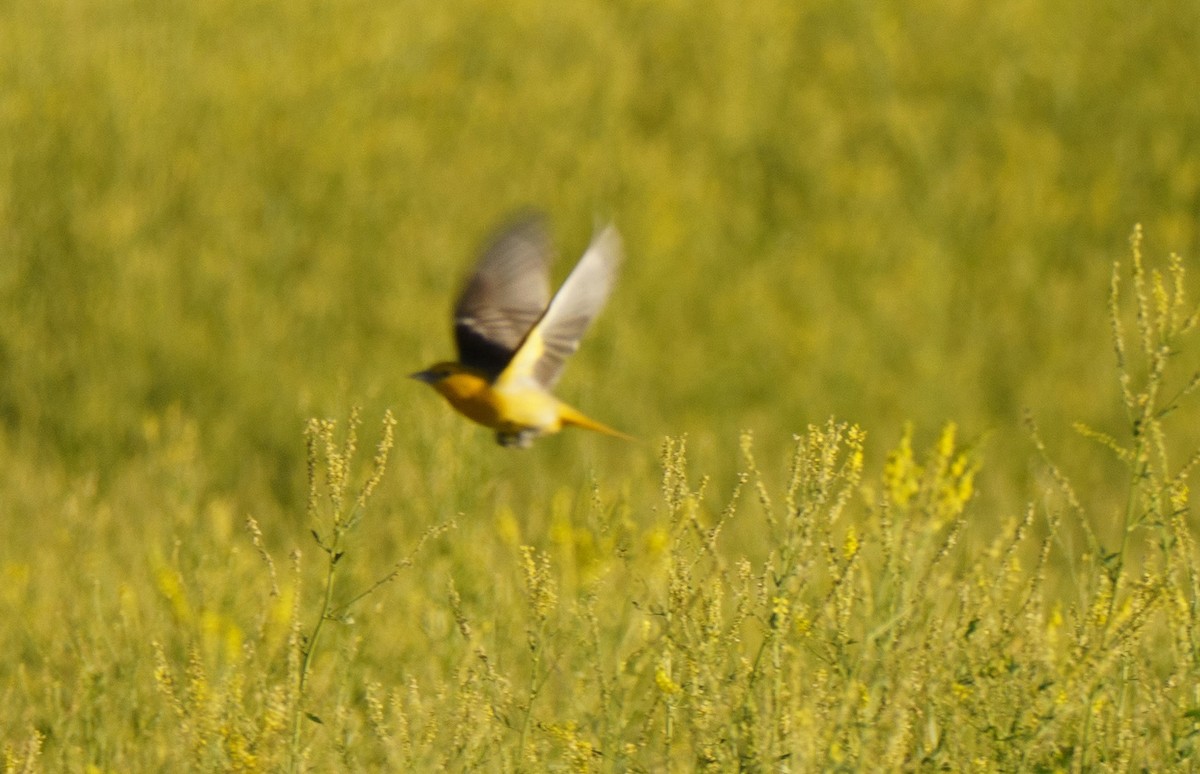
[2,0,1200,770]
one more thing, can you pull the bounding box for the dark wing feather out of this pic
[499,224,622,390]
[453,214,553,379]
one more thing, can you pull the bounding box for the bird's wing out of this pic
[454,213,553,379]
[498,224,622,390]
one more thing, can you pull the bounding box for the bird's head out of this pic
[411,362,493,403]
[409,361,464,385]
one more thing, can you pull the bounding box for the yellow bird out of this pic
[412,214,632,448]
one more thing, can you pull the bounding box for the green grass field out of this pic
[3,0,1200,769]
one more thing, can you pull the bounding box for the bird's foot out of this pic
[497,429,538,448]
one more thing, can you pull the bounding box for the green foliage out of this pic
[4,0,1200,769]
[2,0,1198,506]
[7,249,1200,767]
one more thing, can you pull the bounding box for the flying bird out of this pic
[412,213,632,448]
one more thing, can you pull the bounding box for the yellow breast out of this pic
[431,372,505,428]
[432,372,561,434]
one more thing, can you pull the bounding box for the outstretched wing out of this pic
[498,224,623,390]
[453,213,553,379]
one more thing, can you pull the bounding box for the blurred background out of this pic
[4,1,1200,767]
[2,0,1198,520]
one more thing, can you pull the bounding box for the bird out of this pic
[411,213,633,448]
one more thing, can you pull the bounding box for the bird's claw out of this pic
[497,429,538,449]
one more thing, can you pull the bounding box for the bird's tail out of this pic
[558,403,637,442]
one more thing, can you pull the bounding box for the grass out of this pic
[3,0,1200,770]
[5,240,1200,769]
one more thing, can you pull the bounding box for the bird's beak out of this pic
[410,370,434,383]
